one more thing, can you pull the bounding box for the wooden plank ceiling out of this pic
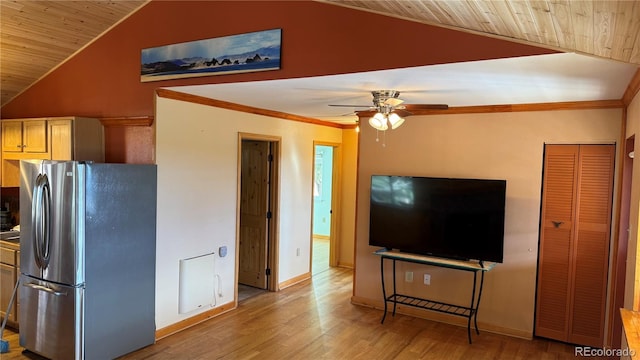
[324,0,640,64]
[1,0,639,107]
[0,0,148,106]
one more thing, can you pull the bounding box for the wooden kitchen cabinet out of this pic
[1,121,22,152]
[48,118,104,161]
[1,119,47,153]
[0,245,18,327]
[1,117,104,187]
[1,118,50,186]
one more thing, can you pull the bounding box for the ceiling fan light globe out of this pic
[388,113,405,129]
[369,113,388,131]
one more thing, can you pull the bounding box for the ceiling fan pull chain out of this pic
[374,129,387,147]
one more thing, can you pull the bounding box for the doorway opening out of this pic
[311,142,341,275]
[237,134,280,303]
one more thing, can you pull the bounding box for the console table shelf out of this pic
[374,249,496,344]
[386,294,472,317]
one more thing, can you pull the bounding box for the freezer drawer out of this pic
[19,275,83,360]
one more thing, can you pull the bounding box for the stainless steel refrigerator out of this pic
[19,160,157,360]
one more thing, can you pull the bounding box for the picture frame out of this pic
[141,29,281,82]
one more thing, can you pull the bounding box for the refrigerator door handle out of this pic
[31,173,51,270]
[42,176,51,266]
[23,282,67,297]
[31,174,42,268]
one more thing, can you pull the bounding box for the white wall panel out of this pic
[155,96,342,329]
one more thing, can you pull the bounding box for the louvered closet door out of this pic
[535,145,579,341]
[535,144,614,348]
[569,145,614,346]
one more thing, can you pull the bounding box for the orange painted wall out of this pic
[104,126,154,163]
[0,0,556,161]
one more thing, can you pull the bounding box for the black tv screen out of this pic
[369,175,506,263]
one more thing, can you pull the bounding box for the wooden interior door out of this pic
[609,136,633,348]
[239,140,270,289]
[535,144,614,347]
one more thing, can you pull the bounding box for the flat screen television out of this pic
[369,175,506,263]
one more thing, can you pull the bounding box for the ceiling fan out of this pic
[329,90,448,131]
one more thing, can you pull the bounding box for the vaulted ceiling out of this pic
[1,0,639,107]
[0,0,148,106]
[323,0,640,65]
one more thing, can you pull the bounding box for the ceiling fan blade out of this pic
[330,90,449,118]
[393,109,412,117]
[328,104,372,108]
[384,98,404,107]
[403,104,449,110]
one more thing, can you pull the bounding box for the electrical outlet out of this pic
[423,274,431,285]
[405,271,413,282]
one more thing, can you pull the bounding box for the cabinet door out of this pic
[0,263,17,323]
[49,120,73,160]
[1,121,23,152]
[23,120,48,153]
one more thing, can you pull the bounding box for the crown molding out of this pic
[156,88,624,129]
[622,68,640,106]
[100,116,154,127]
[156,89,344,129]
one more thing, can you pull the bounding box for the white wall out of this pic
[339,129,358,268]
[353,108,623,338]
[155,96,342,329]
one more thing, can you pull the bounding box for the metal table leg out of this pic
[474,271,486,336]
[467,270,478,344]
[392,259,397,317]
[380,256,387,324]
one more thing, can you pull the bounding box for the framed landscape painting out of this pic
[141,29,281,82]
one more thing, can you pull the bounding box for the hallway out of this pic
[312,236,330,275]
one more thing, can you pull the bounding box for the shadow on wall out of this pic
[0,187,19,229]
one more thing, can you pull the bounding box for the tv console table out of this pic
[374,249,496,344]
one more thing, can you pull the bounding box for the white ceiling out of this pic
[166,52,638,125]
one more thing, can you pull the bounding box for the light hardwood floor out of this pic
[3,267,579,359]
[312,236,330,275]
